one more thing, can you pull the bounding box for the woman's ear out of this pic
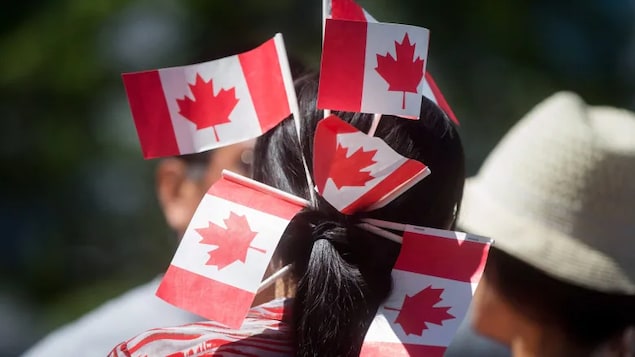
[156,158,203,237]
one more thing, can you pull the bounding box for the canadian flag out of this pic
[323,0,459,125]
[318,19,430,118]
[313,115,430,214]
[156,171,305,328]
[122,34,296,159]
[324,0,376,23]
[360,225,492,356]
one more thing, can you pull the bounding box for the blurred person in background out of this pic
[448,92,635,356]
[22,142,253,357]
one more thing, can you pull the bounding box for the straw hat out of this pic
[459,92,635,294]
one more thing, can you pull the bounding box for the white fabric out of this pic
[21,276,200,357]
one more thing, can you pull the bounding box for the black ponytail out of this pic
[277,205,400,356]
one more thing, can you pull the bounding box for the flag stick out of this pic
[274,33,317,203]
[367,113,382,136]
[257,264,292,292]
[361,218,408,231]
[299,134,317,203]
[357,222,403,244]
[362,218,494,244]
[222,170,310,207]
[322,0,329,39]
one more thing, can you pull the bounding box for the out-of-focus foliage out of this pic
[1,0,633,355]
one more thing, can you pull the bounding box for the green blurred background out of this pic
[1,0,633,355]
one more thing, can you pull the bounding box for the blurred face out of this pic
[471,273,558,356]
[156,142,253,237]
[471,274,587,357]
[184,143,253,232]
[199,142,253,190]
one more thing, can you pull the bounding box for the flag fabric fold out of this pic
[360,225,492,356]
[324,0,459,124]
[122,33,296,159]
[313,115,430,214]
[156,171,305,329]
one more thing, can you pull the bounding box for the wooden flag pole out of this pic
[257,264,292,292]
[362,218,495,244]
[357,222,403,244]
[322,0,329,40]
[222,170,310,207]
[361,218,407,231]
[367,113,382,136]
[276,33,316,203]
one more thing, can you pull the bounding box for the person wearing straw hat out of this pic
[451,92,635,356]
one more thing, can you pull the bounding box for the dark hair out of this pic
[485,247,635,351]
[253,72,465,356]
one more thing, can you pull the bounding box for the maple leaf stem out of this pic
[402,91,406,109]
[249,246,267,254]
[212,127,220,142]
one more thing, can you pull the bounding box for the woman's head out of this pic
[252,71,465,356]
[253,72,464,230]
[472,248,635,356]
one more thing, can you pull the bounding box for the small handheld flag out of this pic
[156,171,306,328]
[122,34,296,159]
[324,0,460,124]
[361,225,492,356]
[318,19,430,118]
[313,115,430,214]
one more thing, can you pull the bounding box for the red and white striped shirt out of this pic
[109,299,293,357]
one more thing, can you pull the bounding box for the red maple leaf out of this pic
[385,285,455,336]
[375,33,425,109]
[176,74,239,142]
[329,143,377,189]
[195,212,265,270]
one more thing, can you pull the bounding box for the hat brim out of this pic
[459,177,635,294]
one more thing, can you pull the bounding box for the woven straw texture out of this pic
[459,92,635,294]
